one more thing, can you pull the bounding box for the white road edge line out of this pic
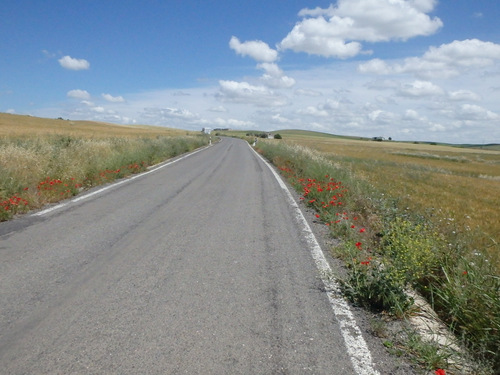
[250,143,380,375]
[32,146,208,217]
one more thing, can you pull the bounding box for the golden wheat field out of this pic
[275,130,500,265]
[0,113,191,138]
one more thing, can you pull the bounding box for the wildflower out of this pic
[360,261,370,265]
[315,214,320,218]
[435,370,446,375]
[355,242,362,249]
[359,228,366,233]
[462,271,468,275]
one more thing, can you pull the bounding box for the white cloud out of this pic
[359,39,500,79]
[271,113,292,124]
[229,36,278,62]
[102,93,125,102]
[279,0,442,58]
[67,89,91,99]
[298,106,329,117]
[207,106,227,113]
[217,80,287,107]
[58,55,90,70]
[398,80,444,97]
[294,88,323,97]
[91,106,105,113]
[368,109,397,124]
[459,104,498,120]
[257,63,296,88]
[448,90,481,101]
[403,109,419,120]
[212,117,255,128]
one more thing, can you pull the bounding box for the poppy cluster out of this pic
[278,165,370,266]
[1,160,149,221]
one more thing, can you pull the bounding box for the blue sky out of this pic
[2,0,500,143]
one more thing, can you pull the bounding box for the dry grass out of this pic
[0,113,191,138]
[0,113,207,219]
[278,131,500,266]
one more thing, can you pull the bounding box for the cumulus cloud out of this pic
[297,98,341,118]
[398,80,444,97]
[102,93,125,102]
[448,90,481,101]
[403,109,420,120]
[459,104,498,120]
[359,39,500,79]
[58,55,90,70]
[91,106,105,113]
[368,109,397,124]
[279,0,442,58]
[212,117,255,128]
[229,36,278,62]
[217,80,287,107]
[67,89,91,99]
[257,63,296,88]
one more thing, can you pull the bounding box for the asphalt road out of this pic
[0,138,396,374]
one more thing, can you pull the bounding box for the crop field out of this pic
[277,130,500,267]
[250,130,499,372]
[0,113,208,220]
[0,113,190,138]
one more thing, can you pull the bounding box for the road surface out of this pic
[1,138,400,374]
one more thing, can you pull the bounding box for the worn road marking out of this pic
[251,144,380,375]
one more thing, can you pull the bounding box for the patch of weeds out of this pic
[404,331,451,372]
[339,259,415,317]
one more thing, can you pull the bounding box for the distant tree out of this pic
[274,133,282,139]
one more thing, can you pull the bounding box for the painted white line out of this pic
[250,144,380,375]
[32,146,208,217]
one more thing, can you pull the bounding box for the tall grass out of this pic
[0,135,208,219]
[256,140,499,374]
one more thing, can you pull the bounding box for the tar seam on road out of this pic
[249,143,381,375]
[32,146,209,217]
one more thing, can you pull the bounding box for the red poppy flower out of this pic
[435,369,446,375]
[360,228,366,233]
